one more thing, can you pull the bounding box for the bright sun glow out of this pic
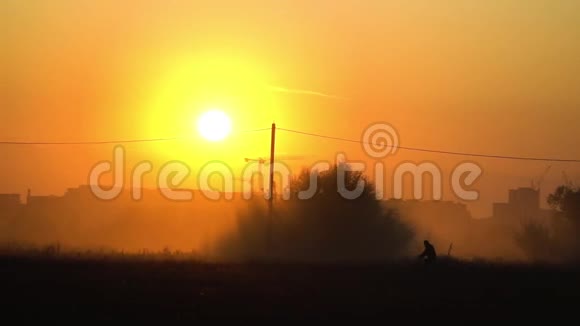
[197,110,232,142]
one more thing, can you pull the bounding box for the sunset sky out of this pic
[1,0,579,217]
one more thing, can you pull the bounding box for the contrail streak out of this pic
[266,85,345,100]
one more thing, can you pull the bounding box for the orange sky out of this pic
[1,0,580,217]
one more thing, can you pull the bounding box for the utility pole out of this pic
[267,122,276,256]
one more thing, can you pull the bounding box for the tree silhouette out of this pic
[516,185,580,261]
[548,185,580,221]
[217,163,413,262]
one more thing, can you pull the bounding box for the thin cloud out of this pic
[266,85,346,100]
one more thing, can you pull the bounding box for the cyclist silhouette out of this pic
[418,240,437,264]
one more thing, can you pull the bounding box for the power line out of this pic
[238,127,273,133]
[277,127,580,163]
[1,125,578,163]
[0,128,271,145]
[0,138,180,145]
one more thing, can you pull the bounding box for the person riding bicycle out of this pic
[418,240,437,264]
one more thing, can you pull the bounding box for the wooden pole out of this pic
[267,123,276,256]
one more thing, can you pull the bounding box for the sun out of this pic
[197,110,232,142]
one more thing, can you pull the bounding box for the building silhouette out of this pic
[493,187,547,220]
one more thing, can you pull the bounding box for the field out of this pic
[1,255,579,322]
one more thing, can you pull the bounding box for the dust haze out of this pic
[1,165,578,263]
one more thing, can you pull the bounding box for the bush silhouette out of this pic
[217,163,413,262]
[516,185,580,261]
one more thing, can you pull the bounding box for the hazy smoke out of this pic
[215,165,414,262]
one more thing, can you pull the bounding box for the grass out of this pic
[0,254,579,322]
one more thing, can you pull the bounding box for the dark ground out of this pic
[0,255,579,322]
